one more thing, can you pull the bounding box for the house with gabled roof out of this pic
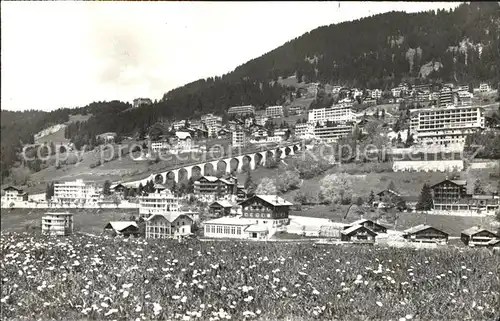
[2,186,28,204]
[403,224,449,244]
[341,225,377,244]
[461,226,499,247]
[208,200,234,217]
[103,221,139,238]
[344,219,387,234]
[145,212,194,239]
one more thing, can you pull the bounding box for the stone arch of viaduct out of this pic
[140,143,305,185]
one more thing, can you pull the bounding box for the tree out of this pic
[45,182,54,201]
[473,178,484,195]
[138,183,144,195]
[123,188,129,200]
[103,180,112,196]
[416,184,433,211]
[387,181,397,192]
[405,129,414,147]
[319,173,354,205]
[368,190,375,205]
[276,170,301,193]
[112,194,120,208]
[255,178,278,195]
[244,171,257,195]
[59,145,66,154]
[355,197,364,206]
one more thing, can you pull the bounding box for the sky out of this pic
[1,2,462,112]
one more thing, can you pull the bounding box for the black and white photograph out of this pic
[1,1,499,320]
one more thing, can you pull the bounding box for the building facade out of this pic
[194,176,236,198]
[403,225,449,244]
[201,114,222,128]
[53,180,101,204]
[409,105,485,146]
[139,187,180,219]
[145,213,193,239]
[265,106,284,118]
[239,195,292,227]
[133,98,153,108]
[232,129,249,147]
[228,105,255,116]
[308,103,355,124]
[2,186,28,204]
[313,122,354,142]
[294,123,314,139]
[42,212,73,236]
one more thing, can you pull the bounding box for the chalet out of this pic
[217,128,230,139]
[403,224,449,244]
[340,225,377,244]
[111,183,126,194]
[193,176,236,198]
[344,219,387,234]
[145,213,194,239]
[208,200,233,217]
[103,221,139,238]
[2,186,28,203]
[374,189,404,209]
[431,179,468,211]
[238,195,292,227]
[236,185,248,201]
[461,226,499,247]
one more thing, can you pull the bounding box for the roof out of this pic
[219,178,234,185]
[146,212,193,223]
[431,179,467,188]
[245,224,269,233]
[487,239,500,246]
[239,195,293,207]
[461,226,498,237]
[175,131,191,140]
[199,176,219,182]
[104,221,138,232]
[204,216,255,226]
[3,186,22,192]
[376,189,401,197]
[110,183,125,189]
[210,200,234,208]
[43,212,73,216]
[341,225,377,236]
[153,183,167,190]
[348,219,386,229]
[403,224,448,236]
[472,194,499,200]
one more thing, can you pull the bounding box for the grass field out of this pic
[0,208,138,235]
[1,234,499,321]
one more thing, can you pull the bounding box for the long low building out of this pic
[203,216,269,240]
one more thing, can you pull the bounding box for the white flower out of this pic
[376,301,383,307]
[135,305,142,312]
[123,290,129,298]
[312,289,320,295]
[181,296,187,303]
[105,309,118,316]
[101,302,109,308]
[405,314,413,320]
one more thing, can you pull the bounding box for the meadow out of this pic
[1,234,499,321]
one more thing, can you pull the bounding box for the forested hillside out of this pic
[1,2,499,179]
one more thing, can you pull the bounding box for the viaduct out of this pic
[125,142,308,186]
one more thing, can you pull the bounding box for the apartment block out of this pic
[313,123,354,142]
[409,105,485,146]
[232,129,249,147]
[139,186,180,219]
[308,103,355,124]
[294,123,314,139]
[228,105,255,116]
[265,105,284,118]
[438,87,456,108]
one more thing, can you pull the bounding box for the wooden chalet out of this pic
[344,219,387,234]
[340,225,377,244]
[238,195,292,222]
[460,226,499,247]
[208,200,233,217]
[103,221,140,238]
[403,224,449,244]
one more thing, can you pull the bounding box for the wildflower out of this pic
[376,301,383,307]
[105,309,118,316]
[153,302,162,316]
[123,290,129,298]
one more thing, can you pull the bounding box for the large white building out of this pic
[150,140,171,154]
[294,123,315,139]
[228,105,255,116]
[53,180,101,204]
[232,129,248,147]
[42,212,74,236]
[371,89,382,99]
[308,103,355,125]
[265,106,284,118]
[438,87,456,108]
[313,123,354,142]
[409,105,485,146]
[201,114,222,128]
[139,186,180,219]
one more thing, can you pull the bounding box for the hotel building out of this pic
[409,105,485,146]
[201,114,222,128]
[294,123,314,139]
[313,122,355,142]
[53,180,101,204]
[265,105,284,118]
[138,185,180,219]
[307,103,355,124]
[193,176,236,198]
